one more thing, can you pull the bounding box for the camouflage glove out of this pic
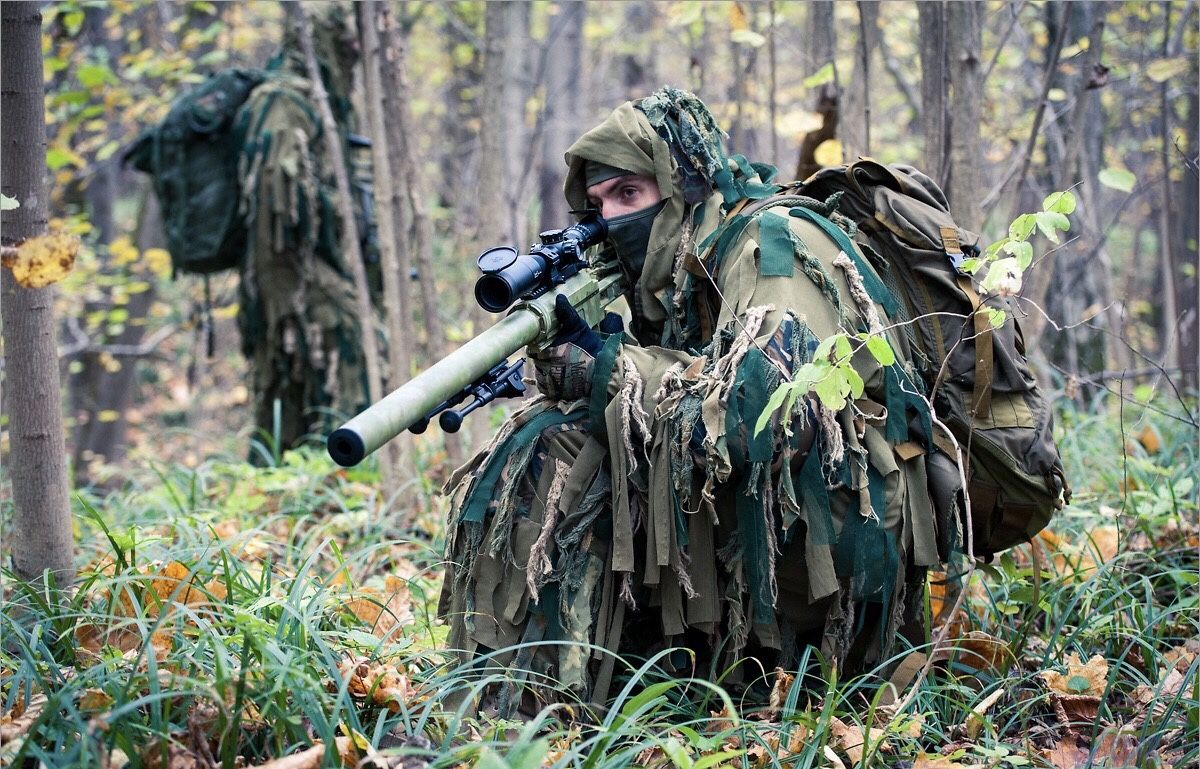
[532,294,622,401]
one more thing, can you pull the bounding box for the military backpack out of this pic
[800,159,1070,557]
[125,68,268,276]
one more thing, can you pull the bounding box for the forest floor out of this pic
[1,398,1197,769]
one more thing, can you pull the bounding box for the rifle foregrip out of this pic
[325,269,624,466]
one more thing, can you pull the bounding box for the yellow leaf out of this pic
[813,138,843,168]
[143,247,172,278]
[912,754,970,769]
[79,688,114,714]
[2,231,80,288]
[109,236,139,266]
[729,2,748,31]
[97,410,121,423]
[1040,652,1109,697]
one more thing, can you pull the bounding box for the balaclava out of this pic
[564,88,733,341]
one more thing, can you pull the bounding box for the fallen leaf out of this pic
[964,688,1005,739]
[829,716,889,766]
[0,693,47,744]
[334,656,415,713]
[2,231,80,288]
[1042,733,1090,769]
[245,736,354,769]
[1041,653,1109,697]
[912,754,971,769]
[79,688,114,714]
[767,667,795,719]
[1094,727,1139,768]
[951,631,1013,673]
[344,576,414,638]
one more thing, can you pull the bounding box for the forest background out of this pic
[0,1,1197,768]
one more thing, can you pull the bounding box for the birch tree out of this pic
[1,0,76,591]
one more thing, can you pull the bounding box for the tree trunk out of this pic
[1,1,76,591]
[71,185,162,484]
[479,2,523,250]
[795,0,838,180]
[918,1,948,184]
[538,0,584,232]
[842,1,880,161]
[946,0,984,232]
[297,7,394,491]
[360,0,412,387]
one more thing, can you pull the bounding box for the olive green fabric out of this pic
[442,88,944,713]
[583,160,634,188]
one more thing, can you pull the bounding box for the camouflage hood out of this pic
[564,88,732,337]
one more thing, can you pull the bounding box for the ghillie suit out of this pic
[235,8,378,454]
[439,89,947,713]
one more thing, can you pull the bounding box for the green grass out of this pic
[2,397,1196,768]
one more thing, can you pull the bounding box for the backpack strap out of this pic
[932,225,994,419]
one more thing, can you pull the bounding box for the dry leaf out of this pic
[1041,653,1109,697]
[951,631,1013,672]
[79,688,115,714]
[911,753,970,769]
[245,736,354,769]
[1094,727,1139,768]
[1042,733,1090,769]
[2,231,80,288]
[344,576,414,638]
[334,656,415,713]
[0,693,47,743]
[766,667,795,719]
[829,716,889,766]
[964,688,1005,739]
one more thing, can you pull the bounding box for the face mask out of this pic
[604,199,667,279]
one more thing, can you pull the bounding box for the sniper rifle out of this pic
[327,213,622,467]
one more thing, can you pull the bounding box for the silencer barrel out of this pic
[328,309,541,466]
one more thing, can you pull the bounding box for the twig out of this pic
[982,0,1028,85]
[58,314,177,359]
[980,2,1074,214]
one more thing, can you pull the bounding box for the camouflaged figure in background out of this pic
[439,88,950,713]
[235,8,377,455]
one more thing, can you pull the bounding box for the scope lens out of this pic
[474,252,548,312]
[475,273,519,313]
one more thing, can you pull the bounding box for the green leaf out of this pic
[46,147,79,170]
[0,194,19,211]
[803,62,835,88]
[76,63,115,89]
[1008,213,1037,241]
[63,10,85,35]
[985,307,1007,329]
[730,29,766,47]
[755,382,794,436]
[813,368,850,411]
[1001,239,1034,270]
[814,335,837,361]
[865,335,896,366]
[661,737,693,769]
[844,366,864,399]
[833,334,853,362]
[959,257,982,274]
[1042,190,1077,215]
[1034,211,1070,243]
[1098,167,1136,193]
[96,140,120,162]
[1066,674,1092,694]
[506,739,550,769]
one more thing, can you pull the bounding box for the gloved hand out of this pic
[532,295,623,401]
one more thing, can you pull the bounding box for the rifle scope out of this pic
[474,214,608,312]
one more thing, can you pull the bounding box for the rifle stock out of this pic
[327,268,624,466]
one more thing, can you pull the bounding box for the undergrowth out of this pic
[1,396,1196,768]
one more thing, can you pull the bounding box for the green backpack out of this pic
[125,68,267,276]
[800,159,1070,557]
